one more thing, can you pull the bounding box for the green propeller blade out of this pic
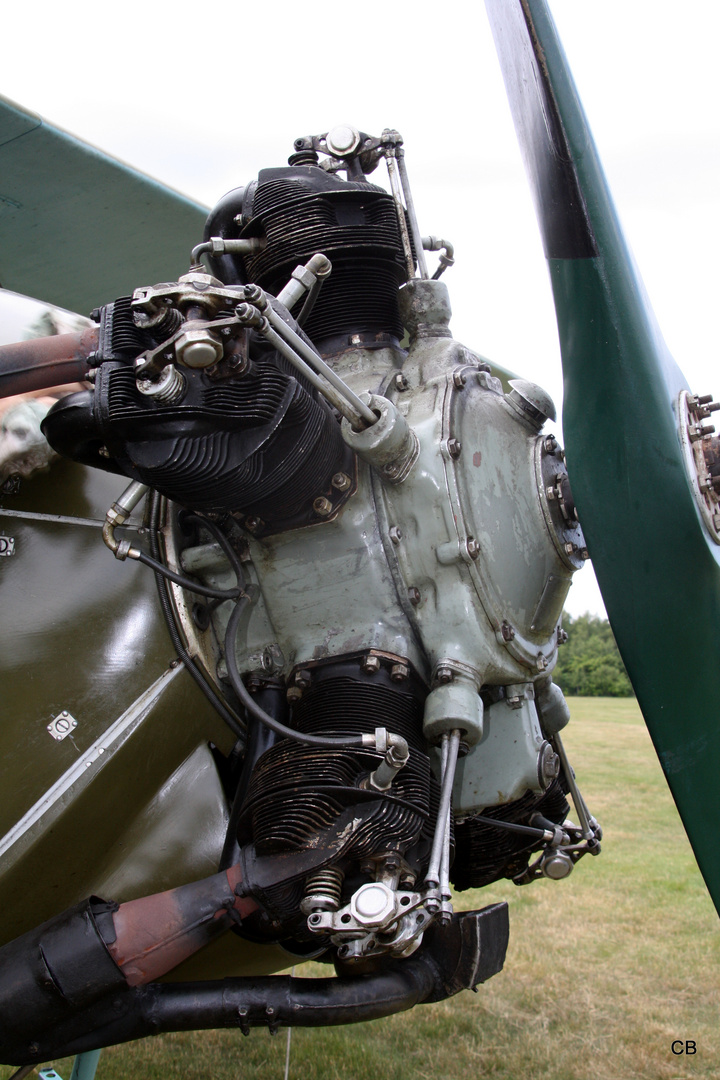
[0,95,208,314]
[486,0,720,913]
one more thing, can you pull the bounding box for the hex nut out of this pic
[391,663,409,682]
[175,329,224,369]
[453,370,466,388]
[389,526,403,545]
[362,655,381,674]
[331,472,352,492]
[294,669,312,689]
[393,372,409,391]
[408,587,421,606]
[447,438,462,459]
[467,537,480,559]
[436,666,454,685]
[313,496,333,517]
[286,687,303,702]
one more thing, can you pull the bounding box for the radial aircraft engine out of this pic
[1,0,718,1069]
[0,117,601,1064]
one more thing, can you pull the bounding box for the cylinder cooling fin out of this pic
[204,165,408,348]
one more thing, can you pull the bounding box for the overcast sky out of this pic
[2,0,718,617]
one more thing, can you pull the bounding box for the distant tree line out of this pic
[552,613,633,697]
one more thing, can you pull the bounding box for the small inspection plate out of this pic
[48,711,78,741]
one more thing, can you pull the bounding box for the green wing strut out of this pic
[486,0,720,913]
[0,95,208,314]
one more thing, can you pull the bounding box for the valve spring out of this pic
[304,867,344,910]
[151,306,183,340]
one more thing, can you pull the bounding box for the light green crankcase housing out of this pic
[191,279,584,816]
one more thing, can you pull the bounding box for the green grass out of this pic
[5,698,719,1079]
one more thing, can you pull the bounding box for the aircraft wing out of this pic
[486,0,720,913]
[0,95,208,315]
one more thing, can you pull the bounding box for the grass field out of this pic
[4,698,718,1080]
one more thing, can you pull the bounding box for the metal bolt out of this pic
[391,663,409,682]
[501,621,515,642]
[466,536,480,559]
[294,669,312,689]
[393,372,409,391]
[453,370,466,389]
[564,542,577,555]
[389,526,403,544]
[557,627,569,645]
[436,666,454,685]
[544,434,558,453]
[408,587,421,606]
[447,438,462,459]
[286,686,302,702]
[227,353,250,374]
[536,654,548,671]
[383,462,399,478]
[313,496,333,517]
[244,516,262,533]
[331,472,352,492]
[580,548,590,560]
[362,655,381,673]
